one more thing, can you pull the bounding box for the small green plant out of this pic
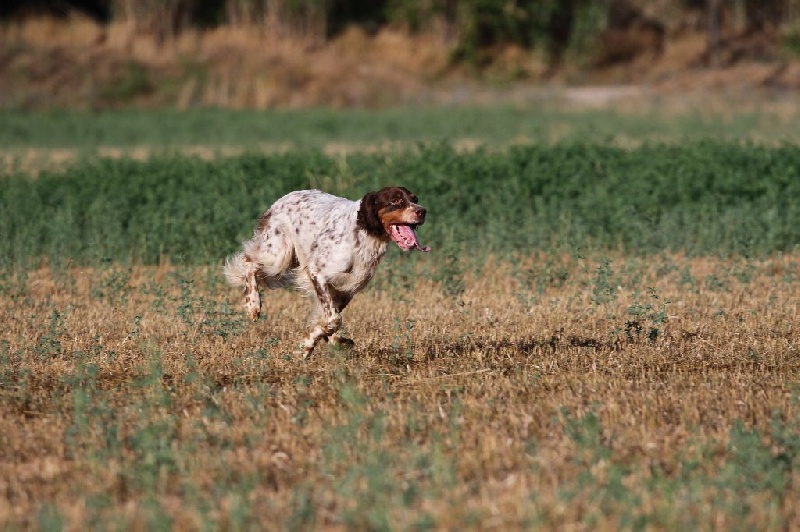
[625,287,669,342]
[35,309,65,359]
[170,271,195,326]
[287,484,318,529]
[126,314,142,342]
[731,261,757,284]
[591,258,617,305]
[92,266,132,304]
[199,299,245,339]
[141,277,168,313]
[717,418,795,505]
[123,343,179,493]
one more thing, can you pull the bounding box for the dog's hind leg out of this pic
[242,256,261,321]
[240,226,296,321]
[223,251,262,321]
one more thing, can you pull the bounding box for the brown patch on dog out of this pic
[256,211,272,234]
[357,186,425,238]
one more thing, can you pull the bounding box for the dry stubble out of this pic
[1,253,799,528]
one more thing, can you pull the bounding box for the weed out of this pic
[625,287,669,342]
[512,253,570,308]
[35,309,65,359]
[141,277,168,313]
[91,266,132,304]
[591,258,617,306]
[173,272,195,326]
[126,314,142,342]
[731,261,757,284]
[201,299,246,339]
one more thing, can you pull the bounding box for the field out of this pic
[2,106,800,529]
[4,102,800,175]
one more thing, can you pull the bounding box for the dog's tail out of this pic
[222,252,248,288]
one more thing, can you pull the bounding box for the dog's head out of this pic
[358,186,430,252]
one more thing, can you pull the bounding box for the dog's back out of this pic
[224,190,365,290]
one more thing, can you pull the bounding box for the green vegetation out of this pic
[1,106,799,149]
[3,106,800,529]
[1,142,799,268]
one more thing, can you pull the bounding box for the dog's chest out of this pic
[330,237,388,293]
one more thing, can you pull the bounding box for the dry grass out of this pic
[4,14,800,111]
[0,140,487,176]
[1,252,799,528]
[0,17,452,109]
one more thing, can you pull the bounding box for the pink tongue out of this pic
[391,225,431,252]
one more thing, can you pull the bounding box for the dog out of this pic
[223,187,430,357]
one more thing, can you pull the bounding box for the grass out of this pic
[1,252,799,528]
[3,107,800,528]
[1,104,800,152]
[2,142,800,269]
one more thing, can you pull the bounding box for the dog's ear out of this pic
[357,191,387,237]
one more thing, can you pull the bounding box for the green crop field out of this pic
[2,108,800,529]
[1,103,799,151]
[1,142,799,268]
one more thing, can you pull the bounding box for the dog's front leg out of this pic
[302,275,342,358]
[327,292,355,349]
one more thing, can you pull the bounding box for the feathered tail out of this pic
[222,252,248,288]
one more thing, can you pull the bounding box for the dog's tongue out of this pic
[390,224,431,252]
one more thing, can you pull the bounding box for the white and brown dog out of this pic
[224,187,430,356]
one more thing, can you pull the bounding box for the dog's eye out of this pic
[391,197,403,205]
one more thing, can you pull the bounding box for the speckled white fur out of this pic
[224,190,391,356]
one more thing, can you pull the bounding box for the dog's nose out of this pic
[414,205,426,220]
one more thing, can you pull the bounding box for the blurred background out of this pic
[2,0,799,109]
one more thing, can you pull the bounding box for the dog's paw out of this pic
[245,305,260,322]
[328,334,355,350]
[302,332,321,359]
